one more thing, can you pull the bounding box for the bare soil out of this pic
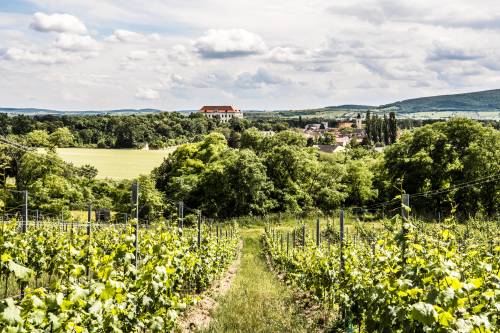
[176,241,243,332]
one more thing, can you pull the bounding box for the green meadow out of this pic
[56,147,177,179]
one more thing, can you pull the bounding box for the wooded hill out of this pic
[379,89,500,113]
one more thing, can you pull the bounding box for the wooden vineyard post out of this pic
[131,181,139,272]
[197,212,202,248]
[316,218,320,247]
[20,190,28,298]
[22,190,28,233]
[35,209,39,227]
[401,194,410,266]
[86,206,91,278]
[179,201,184,230]
[339,209,349,329]
[401,194,410,221]
[340,210,345,272]
[286,232,290,256]
[280,233,283,251]
[292,229,296,250]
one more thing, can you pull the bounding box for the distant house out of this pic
[315,144,346,154]
[335,136,350,147]
[305,122,328,131]
[337,121,353,128]
[199,105,243,123]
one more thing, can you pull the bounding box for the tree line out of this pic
[0,113,291,149]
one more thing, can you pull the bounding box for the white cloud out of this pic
[322,37,405,60]
[430,63,486,87]
[328,0,500,30]
[53,33,100,52]
[127,50,149,60]
[267,46,305,63]
[105,29,159,43]
[194,29,267,58]
[135,87,160,100]
[236,68,291,89]
[427,41,484,61]
[0,47,82,65]
[154,74,187,90]
[166,44,195,66]
[30,12,88,34]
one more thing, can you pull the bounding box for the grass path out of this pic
[201,228,310,333]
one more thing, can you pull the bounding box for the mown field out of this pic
[56,147,177,179]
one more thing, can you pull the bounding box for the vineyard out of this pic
[264,212,500,332]
[0,219,239,332]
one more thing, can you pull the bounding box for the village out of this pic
[199,105,368,153]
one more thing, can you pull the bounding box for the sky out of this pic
[1,0,500,111]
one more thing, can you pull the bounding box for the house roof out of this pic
[199,105,240,113]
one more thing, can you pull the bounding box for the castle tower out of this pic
[356,113,362,128]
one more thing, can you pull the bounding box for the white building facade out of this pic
[199,105,244,123]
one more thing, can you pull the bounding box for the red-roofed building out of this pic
[199,105,243,123]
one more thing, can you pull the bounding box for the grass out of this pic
[55,147,177,179]
[235,213,364,236]
[201,228,311,333]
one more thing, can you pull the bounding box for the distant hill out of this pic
[254,89,500,120]
[379,89,500,113]
[2,89,499,118]
[324,105,374,111]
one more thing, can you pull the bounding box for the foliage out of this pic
[4,112,295,150]
[264,218,499,332]
[0,222,239,331]
[365,110,397,145]
[25,130,50,147]
[49,127,75,148]
[154,130,351,217]
[382,118,500,216]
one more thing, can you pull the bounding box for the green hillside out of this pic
[379,89,500,113]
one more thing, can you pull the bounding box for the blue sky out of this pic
[1,0,500,110]
[1,1,37,14]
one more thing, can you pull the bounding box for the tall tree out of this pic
[389,112,398,143]
[365,110,372,141]
[377,116,383,143]
[383,114,390,145]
